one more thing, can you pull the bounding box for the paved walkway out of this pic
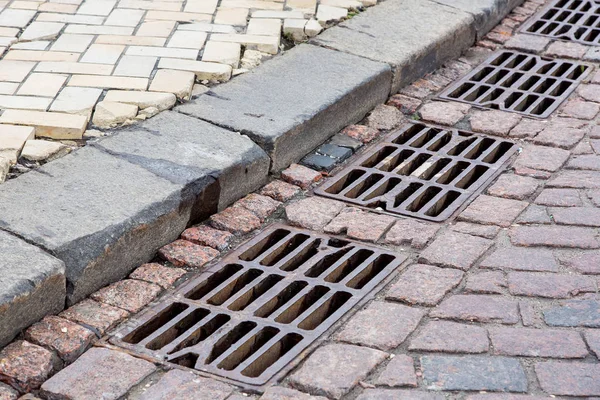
[2,0,600,399]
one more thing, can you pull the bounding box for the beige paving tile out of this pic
[9,1,42,10]
[135,20,175,37]
[149,69,194,99]
[214,8,248,26]
[104,89,176,110]
[0,36,16,46]
[0,26,19,36]
[36,61,114,75]
[50,86,102,115]
[0,60,36,82]
[287,0,317,13]
[0,82,18,94]
[125,45,198,59]
[118,0,181,11]
[158,58,232,81]
[316,4,347,24]
[104,8,144,26]
[0,109,88,139]
[144,10,211,22]
[18,72,68,96]
[220,0,283,10]
[167,30,206,49]
[320,0,362,8]
[0,94,53,110]
[177,22,236,33]
[184,0,217,14]
[251,10,304,18]
[0,124,35,162]
[80,43,125,64]
[68,74,148,89]
[36,13,105,24]
[201,40,240,68]
[51,33,94,52]
[211,33,279,54]
[38,2,79,13]
[11,41,51,50]
[113,54,156,77]
[0,9,37,27]
[64,25,134,35]
[247,17,281,36]
[77,0,116,16]
[4,49,79,61]
[95,34,165,46]
[50,0,85,5]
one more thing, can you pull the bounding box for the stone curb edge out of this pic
[0,0,524,347]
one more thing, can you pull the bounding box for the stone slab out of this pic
[177,44,391,171]
[311,0,476,93]
[95,111,270,211]
[0,231,65,347]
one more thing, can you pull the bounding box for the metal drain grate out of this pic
[111,225,406,387]
[521,0,600,46]
[314,122,518,222]
[438,50,590,118]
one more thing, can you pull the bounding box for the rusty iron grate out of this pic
[314,122,518,222]
[438,50,590,118]
[521,0,600,46]
[111,225,406,387]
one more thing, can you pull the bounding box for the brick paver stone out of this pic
[430,295,519,324]
[285,197,345,231]
[418,101,470,126]
[509,226,600,249]
[210,206,262,235]
[480,247,558,272]
[0,341,60,392]
[513,145,570,172]
[458,195,528,227]
[90,279,162,313]
[544,299,600,327]
[489,327,588,358]
[24,316,95,364]
[535,188,583,207]
[335,302,424,350]
[505,33,551,52]
[535,361,600,396]
[550,207,600,227]
[41,348,156,400]
[383,218,440,249]
[365,104,403,131]
[235,193,282,222]
[139,369,233,400]
[374,355,417,387]
[469,110,522,136]
[419,231,493,270]
[259,180,301,202]
[324,207,395,242]
[357,389,445,400]
[545,41,588,58]
[409,321,489,353]
[533,126,586,149]
[281,164,322,189]
[340,125,379,143]
[421,356,527,392]
[159,239,220,268]
[507,272,596,298]
[0,382,18,400]
[59,299,129,335]
[558,251,600,274]
[260,386,327,400]
[386,264,463,306]
[465,271,507,294]
[568,154,600,170]
[181,225,233,251]
[451,222,501,239]
[289,343,387,399]
[560,98,600,120]
[509,118,547,138]
[549,171,600,189]
[515,205,551,224]
[466,395,550,399]
[486,174,541,200]
[387,94,422,115]
[585,330,600,359]
[129,263,186,289]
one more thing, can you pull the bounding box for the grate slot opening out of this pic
[363,146,400,168]
[550,80,573,96]
[123,303,189,344]
[254,281,309,318]
[146,308,211,351]
[519,76,541,90]
[447,137,477,156]
[297,291,352,330]
[464,138,495,159]
[464,85,492,101]
[394,182,422,207]
[437,161,470,184]
[208,269,263,306]
[480,88,505,102]
[485,69,509,84]
[530,98,557,116]
[275,286,330,324]
[305,247,353,278]
[206,321,257,364]
[228,274,285,311]
[396,153,432,176]
[447,82,474,99]
[456,165,490,189]
[239,229,290,262]
[168,314,231,354]
[406,186,442,212]
[363,177,403,201]
[346,254,396,289]
[345,173,384,199]
[533,78,557,94]
[324,249,375,283]
[259,234,310,267]
[217,327,280,372]
[417,158,452,181]
[514,94,540,112]
[186,264,244,301]
[324,169,365,195]
[241,333,303,378]
[472,67,495,81]
[171,353,199,368]
[500,72,524,87]
[425,191,462,217]
[482,141,514,163]
[278,239,321,272]
[392,124,430,144]
[490,51,513,66]
[427,132,452,151]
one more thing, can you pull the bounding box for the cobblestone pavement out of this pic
[3,0,600,399]
[0,0,371,183]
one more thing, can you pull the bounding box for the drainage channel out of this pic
[314,122,518,222]
[111,225,407,389]
[439,50,590,118]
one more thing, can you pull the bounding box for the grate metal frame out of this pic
[438,50,590,118]
[314,122,518,222]
[110,225,407,389]
[520,0,600,46]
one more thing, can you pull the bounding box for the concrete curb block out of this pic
[0,0,523,346]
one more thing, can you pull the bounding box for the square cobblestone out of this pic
[324,207,395,242]
[458,195,528,227]
[180,225,233,251]
[536,361,600,396]
[535,188,583,207]
[490,327,588,358]
[285,197,345,231]
[386,264,463,306]
[464,271,507,294]
[383,218,440,249]
[509,226,600,249]
[430,295,519,324]
[0,341,60,393]
[158,239,220,268]
[90,279,162,313]
[409,321,489,354]
[480,247,559,272]
[138,369,233,400]
[469,110,521,136]
[450,222,501,239]
[418,101,470,126]
[259,180,301,202]
[374,355,417,388]
[356,389,444,400]
[544,299,600,327]
[513,145,570,172]
[59,299,129,336]
[129,263,186,289]
[419,231,493,271]
[486,174,541,200]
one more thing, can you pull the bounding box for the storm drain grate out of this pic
[314,122,518,222]
[438,50,590,118]
[111,225,406,387]
[521,0,600,46]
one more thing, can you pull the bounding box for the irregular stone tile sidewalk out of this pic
[2,0,600,399]
[0,0,372,182]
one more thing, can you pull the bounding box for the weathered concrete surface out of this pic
[95,111,270,212]
[312,0,483,93]
[177,44,391,171]
[0,230,65,347]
